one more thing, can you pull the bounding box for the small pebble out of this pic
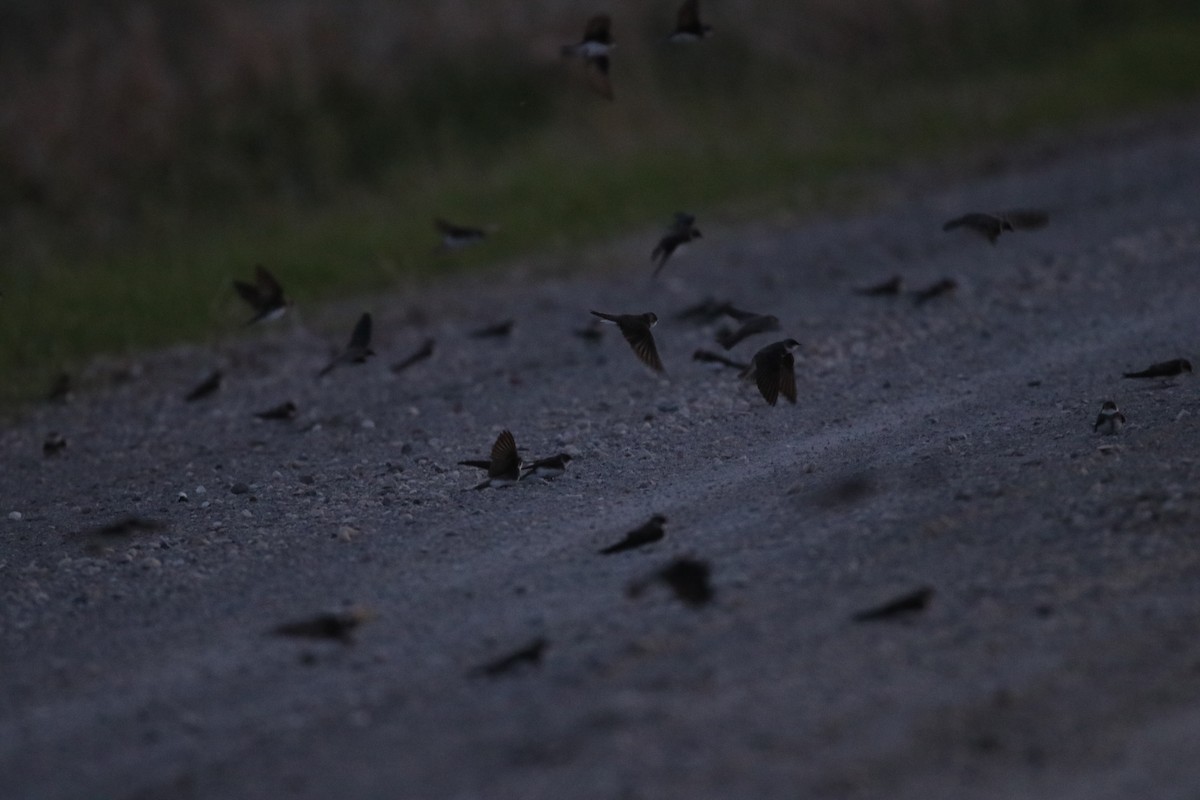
[8,511,22,521]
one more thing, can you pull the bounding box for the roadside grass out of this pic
[3,13,1200,407]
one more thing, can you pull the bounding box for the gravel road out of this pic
[4,110,1200,800]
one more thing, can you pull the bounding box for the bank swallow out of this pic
[692,349,749,370]
[522,453,572,481]
[470,320,515,339]
[185,370,222,402]
[317,313,374,377]
[668,0,712,41]
[561,14,614,99]
[471,637,548,678]
[43,432,67,456]
[233,265,289,325]
[652,212,702,278]
[590,310,665,373]
[674,297,737,324]
[741,339,800,406]
[913,278,957,306]
[856,275,902,296]
[852,586,934,622]
[716,312,780,350]
[272,609,370,644]
[254,400,297,421]
[942,209,1048,244]
[599,514,666,554]
[628,557,714,608]
[1122,358,1192,379]
[465,429,522,489]
[1093,400,1125,435]
[392,338,435,374]
[82,516,167,539]
[435,218,494,251]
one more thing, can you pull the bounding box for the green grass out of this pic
[4,14,1200,407]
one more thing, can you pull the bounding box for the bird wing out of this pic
[778,352,797,404]
[620,321,665,372]
[755,357,780,406]
[233,279,264,309]
[489,430,521,479]
[348,313,373,351]
[254,265,284,304]
[584,14,611,42]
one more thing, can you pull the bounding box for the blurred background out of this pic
[3,0,1200,403]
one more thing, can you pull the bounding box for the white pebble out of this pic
[7,511,21,521]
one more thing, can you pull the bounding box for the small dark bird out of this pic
[471,637,548,678]
[470,320,515,339]
[561,14,615,99]
[674,297,738,324]
[233,265,289,325]
[599,514,666,554]
[668,0,712,41]
[1093,400,1125,435]
[741,339,800,406]
[47,372,73,403]
[254,400,298,421]
[318,313,374,377]
[522,453,573,481]
[435,218,494,251]
[1122,358,1192,379]
[652,212,702,278]
[590,311,665,373]
[628,557,714,608]
[856,275,903,296]
[463,430,522,490]
[942,210,1048,244]
[392,338,435,373]
[272,609,369,644]
[913,278,957,306]
[716,312,780,350]
[43,432,67,456]
[185,370,223,402]
[82,516,167,538]
[692,349,749,370]
[852,586,934,622]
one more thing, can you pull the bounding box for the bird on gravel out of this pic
[1093,401,1126,435]
[434,218,494,251]
[668,0,712,42]
[562,14,615,99]
[254,400,298,421]
[715,309,780,350]
[627,557,714,607]
[852,586,934,622]
[599,514,667,554]
[521,453,573,481]
[318,313,374,377]
[184,370,222,402]
[233,264,290,325]
[470,637,548,678]
[741,339,800,406]
[652,212,702,278]
[942,209,1048,244]
[590,310,665,373]
[1122,358,1192,379]
[391,338,435,374]
[272,609,370,644]
[461,430,523,490]
[855,275,903,296]
[912,278,957,306]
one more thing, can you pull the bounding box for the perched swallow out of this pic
[741,339,800,406]
[254,400,297,421]
[81,516,167,538]
[470,320,514,339]
[628,557,713,608]
[317,313,374,377]
[522,453,573,480]
[1093,400,1125,435]
[668,0,712,41]
[913,278,957,306]
[392,338,435,374]
[561,14,615,99]
[674,297,738,324]
[599,514,666,554]
[43,432,67,456]
[590,311,665,373]
[651,212,702,278]
[470,637,548,678]
[1122,358,1192,379]
[185,370,222,402]
[856,275,903,296]
[233,265,289,325]
[272,609,369,644]
[466,430,522,490]
[716,313,780,350]
[852,586,934,622]
[435,218,494,251]
[692,349,748,370]
[942,210,1048,244]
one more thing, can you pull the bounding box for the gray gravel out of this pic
[4,110,1200,800]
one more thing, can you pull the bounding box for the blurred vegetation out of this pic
[3,0,1200,405]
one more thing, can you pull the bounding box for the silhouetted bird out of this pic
[668,0,712,41]
[233,265,289,325]
[652,212,702,278]
[1122,358,1192,379]
[590,311,665,373]
[599,514,666,554]
[317,313,374,377]
[562,14,615,99]
[942,210,1048,244]
[741,339,800,406]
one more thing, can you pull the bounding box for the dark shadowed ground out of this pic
[3,109,1200,799]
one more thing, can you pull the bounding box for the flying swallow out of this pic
[561,14,615,99]
[392,338,435,374]
[317,313,374,377]
[272,609,370,644]
[668,0,713,41]
[470,320,515,339]
[741,339,800,406]
[590,311,665,373]
[855,275,902,296]
[466,429,522,490]
[628,557,714,608]
[716,312,780,350]
[43,432,67,456]
[674,297,738,324]
[1122,358,1192,379]
[1093,400,1125,435]
[233,265,290,325]
[470,637,548,678]
[254,400,297,421]
[692,349,749,370]
[651,212,702,278]
[522,453,573,481]
[435,218,495,251]
[942,210,1048,244]
[599,514,666,554]
[852,586,934,622]
[912,278,957,306]
[185,370,222,402]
